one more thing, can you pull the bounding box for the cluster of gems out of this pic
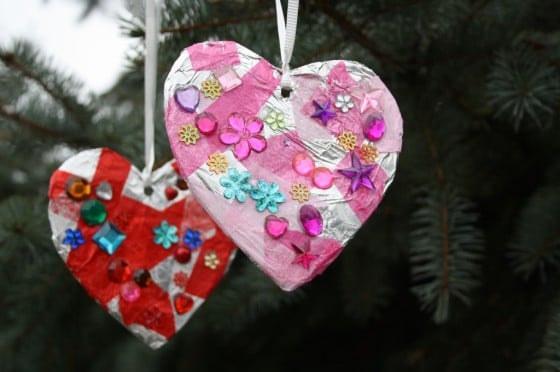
[60,169,219,316]
[172,62,389,272]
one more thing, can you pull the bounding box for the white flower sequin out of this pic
[334,94,354,113]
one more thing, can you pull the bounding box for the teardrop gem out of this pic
[299,205,323,237]
[363,115,386,141]
[95,181,113,201]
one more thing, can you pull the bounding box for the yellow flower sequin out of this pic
[289,182,311,203]
[201,77,222,99]
[206,152,229,174]
[358,143,379,164]
[178,124,199,145]
[204,251,220,270]
[337,131,358,151]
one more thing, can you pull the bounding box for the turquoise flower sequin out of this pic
[153,221,179,249]
[219,168,252,202]
[250,180,285,213]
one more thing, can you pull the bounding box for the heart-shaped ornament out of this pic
[164,41,402,291]
[48,148,236,348]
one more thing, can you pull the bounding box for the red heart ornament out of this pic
[164,41,402,291]
[48,148,236,348]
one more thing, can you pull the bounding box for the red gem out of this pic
[133,269,152,287]
[107,258,131,283]
[174,293,194,314]
[174,247,192,263]
[176,178,189,190]
[165,186,178,200]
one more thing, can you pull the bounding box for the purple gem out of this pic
[174,86,200,113]
[311,100,336,125]
[338,152,376,194]
[299,205,323,237]
[363,115,386,141]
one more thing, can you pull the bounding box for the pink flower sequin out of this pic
[219,113,267,160]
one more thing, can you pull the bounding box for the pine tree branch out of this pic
[465,0,495,23]
[532,232,560,267]
[0,51,89,130]
[376,0,426,15]
[0,105,67,138]
[160,12,275,34]
[12,266,66,351]
[301,37,344,64]
[421,122,451,294]
[311,1,403,65]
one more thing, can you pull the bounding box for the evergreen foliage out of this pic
[1,0,559,370]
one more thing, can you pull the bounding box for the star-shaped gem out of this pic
[360,90,384,114]
[338,152,377,193]
[311,100,336,125]
[291,241,319,270]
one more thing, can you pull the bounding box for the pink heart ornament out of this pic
[164,41,403,291]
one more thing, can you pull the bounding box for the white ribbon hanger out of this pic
[275,0,300,92]
[142,0,160,188]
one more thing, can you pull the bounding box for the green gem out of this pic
[80,200,107,225]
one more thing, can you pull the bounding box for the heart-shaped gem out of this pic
[48,148,236,348]
[164,41,403,291]
[265,215,289,239]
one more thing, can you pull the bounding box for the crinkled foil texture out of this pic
[48,148,237,348]
[164,41,403,291]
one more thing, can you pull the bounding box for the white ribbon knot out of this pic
[275,0,299,91]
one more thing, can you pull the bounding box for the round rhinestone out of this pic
[107,258,131,283]
[174,247,192,264]
[311,167,334,189]
[292,152,315,176]
[66,177,91,201]
[80,200,107,225]
[120,281,141,303]
[133,269,152,288]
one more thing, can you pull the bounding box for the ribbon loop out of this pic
[275,0,299,90]
[142,0,160,187]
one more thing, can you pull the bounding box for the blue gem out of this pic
[183,229,203,250]
[63,228,85,249]
[93,222,126,255]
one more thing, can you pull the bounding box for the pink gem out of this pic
[219,114,267,160]
[214,66,242,92]
[195,112,218,135]
[265,215,289,239]
[299,205,323,237]
[120,281,140,303]
[363,115,386,141]
[312,167,334,189]
[292,152,315,176]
